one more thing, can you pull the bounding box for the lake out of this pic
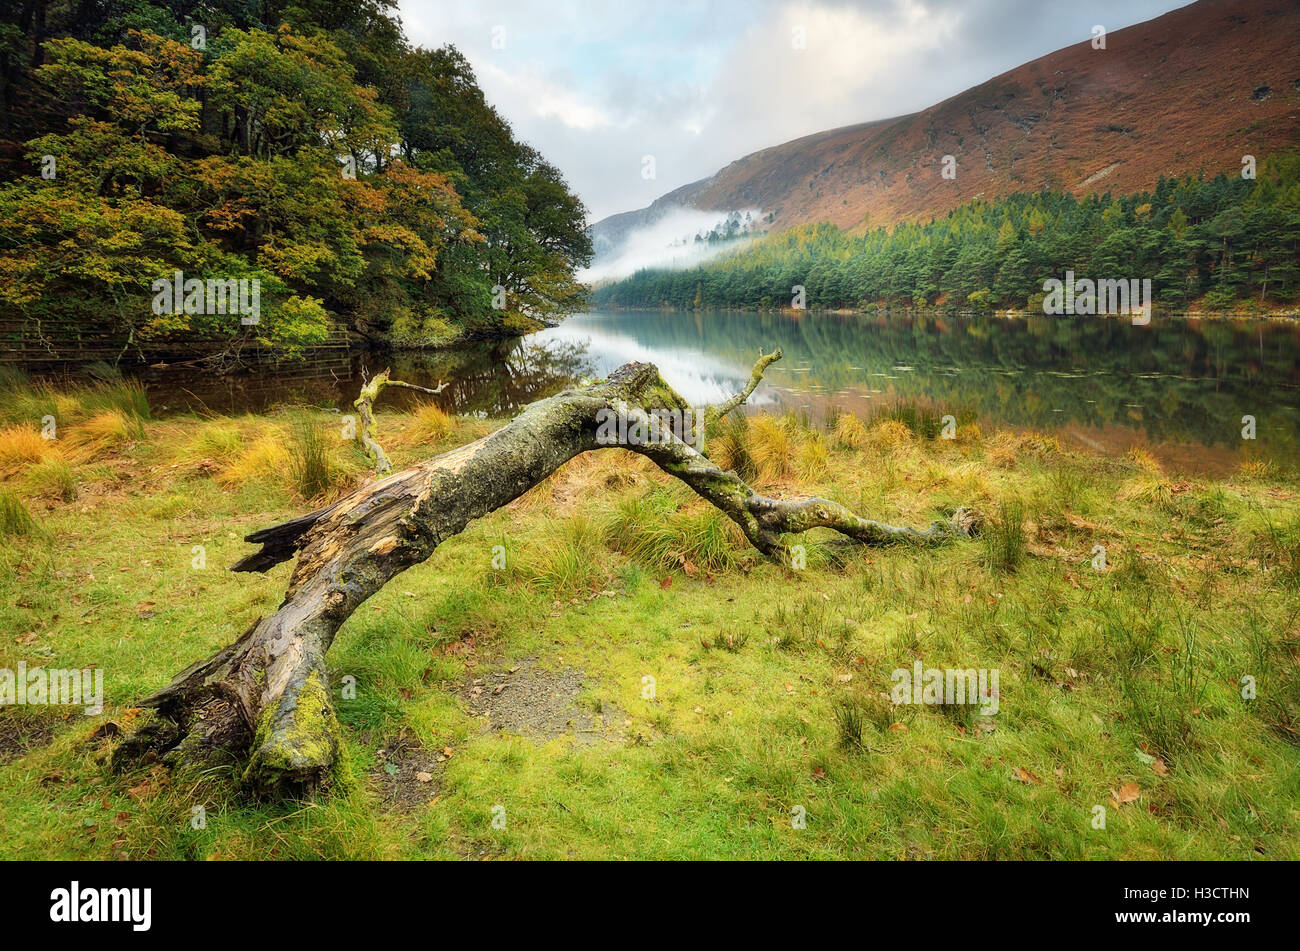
[140,309,1300,477]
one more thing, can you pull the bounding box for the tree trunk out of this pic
[114,356,976,796]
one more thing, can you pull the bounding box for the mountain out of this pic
[590,0,1300,268]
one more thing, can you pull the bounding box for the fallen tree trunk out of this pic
[114,353,977,795]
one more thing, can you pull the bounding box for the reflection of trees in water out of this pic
[142,350,353,416]
[139,311,1299,463]
[587,311,1300,456]
[359,339,594,416]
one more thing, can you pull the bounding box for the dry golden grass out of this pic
[63,410,141,461]
[409,402,454,441]
[986,431,1020,469]
[748,414,795,482]
[986,429,1060,469]
[797,432,830,481]
[832,413,869,449]
[219,434,292,488]
[0,425,54,476]
[1126,445,1164,475]
[867,418,915,450]
[1239,458,1278,480]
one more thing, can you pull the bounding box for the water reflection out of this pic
[140,309,1300,475]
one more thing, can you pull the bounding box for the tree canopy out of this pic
[0,1,592,359]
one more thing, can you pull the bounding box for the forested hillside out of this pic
[590,0,1300,257]
[593,155,1300,314]
[0,1,591,359]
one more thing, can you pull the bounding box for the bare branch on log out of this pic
[707,348,783,424]
[354,368,448,475]
[114,354,979,796]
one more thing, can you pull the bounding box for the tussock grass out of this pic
[0,425,53,475]
[288,414,337,501]
[832,412,869,449]
[220,435,292,489]
[521,513,607,594]
[982,498,1027,572]
[22,457,76,502]
[1253,509,1300,586]
[0,487,38,535]
[604,488,747,574]
[0,377,149,429]
[64,410,143,460]
[706,413,757,481]
[409,402,454,441]
[180,423,246,463]
[747,414,795,482]
[867,418,915,449]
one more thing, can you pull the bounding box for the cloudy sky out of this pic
[398,0,1189,223]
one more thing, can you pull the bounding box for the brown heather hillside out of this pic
[594,0,1300,246]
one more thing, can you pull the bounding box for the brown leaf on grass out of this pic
[1013,766,1042,785]
[1112,782,1141,807]
[659,575,673,589]
[811,766,826,781]
[1153,759,1169,776]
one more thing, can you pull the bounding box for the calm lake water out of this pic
[142,309,1300,477]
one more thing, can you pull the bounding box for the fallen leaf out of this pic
[415,771,432,783]
[1153,759,1169,776]
[1014,766,1042,785]
[1115,782,1141,805]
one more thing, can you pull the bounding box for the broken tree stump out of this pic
[113,351,977,795]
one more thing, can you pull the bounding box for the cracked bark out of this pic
[113,352,977,795]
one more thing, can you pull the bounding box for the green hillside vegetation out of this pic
[594,155,1300,315]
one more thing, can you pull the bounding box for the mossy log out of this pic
[114,352,977,796]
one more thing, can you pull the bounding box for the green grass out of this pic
[0,372,149,429]
[0,487,39,536]
[0,390,1298,860]
[287,413,336,501]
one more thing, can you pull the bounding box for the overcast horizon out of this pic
[398,0,1191,224]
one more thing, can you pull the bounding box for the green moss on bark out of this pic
[243,669,341,794]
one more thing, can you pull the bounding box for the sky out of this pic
[397,0,1191,224]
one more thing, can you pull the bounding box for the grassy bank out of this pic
[1,373,1298,860]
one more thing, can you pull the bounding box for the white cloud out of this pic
[472,59,615,131]
[397,0,1189,222]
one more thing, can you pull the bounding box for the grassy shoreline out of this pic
[1,375,1298,859]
